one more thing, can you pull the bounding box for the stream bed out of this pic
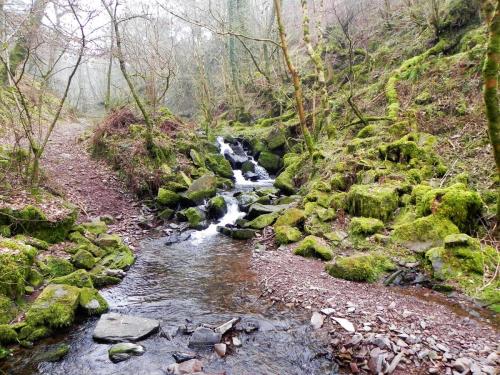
[1,138,340,375]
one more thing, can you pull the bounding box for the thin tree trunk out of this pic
[483,0,500,223]
[105,24,114,110]
[274,0,314,156]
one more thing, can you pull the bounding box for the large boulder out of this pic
[0,238,37,299]
[217,226,256,240]
[293,236,333,260]
[186,175,217,204]
[325,253,395,282]
[275,225,302,245]
[157,188,181,208]
[52,269,94,289]
[207,196,228,219]
[92,312,160,342]
[258,151,282,174]
[274,208,305,228]
[349,217,384,237]
[182,207,208,229]
[245,212,279,229]
[247,203,290,220]
[347,184,399,222]
[206,154,234,179]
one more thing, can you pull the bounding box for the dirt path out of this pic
[252,247,499,374]
[41,119,146,245]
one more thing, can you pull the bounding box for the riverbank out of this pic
[252,244,499,374]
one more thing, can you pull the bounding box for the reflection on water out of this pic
[1,235,339,375]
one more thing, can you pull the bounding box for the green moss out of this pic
[71,249,96,270]
[158,208,174,220]
[0,294,16,324]
[411,184,433,205]
[26,284,80,328]
[356,125,377,139]
[98,244,135,270]
[206,154,233,179]
[79,288,108,315]
[266,127,287,150]
[325,253,395,282]
[294,235,333,260]
[183,207,206,229]
[274,154,303,194]
[245,212,279,229]
[89,266,121,288]
[0,225,11,237]
[275,225,302,245]
[186,174,217,204]
[52,269,93,289]
[0,324,18,344]
[43,256,74,278]
[274,208,305,228]
[76,220,108,236]
[258,151,282,174]
[157,188,181,207]
[18,325,52,342]
[0,238,37,298]
[304,215,332,237]
[28,268,44,288]
[13,235,49,250]
[416,183,483,232]
[207,196,227,219]
[349,217,384,236]
[304,190,334,208]
[189,149,205,167]
[330,174,348,191]
[347,184,399,222]
[34,343,70,362]
[392,214,460,245]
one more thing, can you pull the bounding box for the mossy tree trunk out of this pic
[273,0,314,157]
[227,0,245,113]
[483,0,500,224]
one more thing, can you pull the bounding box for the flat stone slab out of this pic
[93,312,160,343]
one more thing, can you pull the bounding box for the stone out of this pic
[172,351,197,363]
[108,342,145,363]
[92,312,160,342]
[214,343,226,357]
[206,154,233,179]
[347,184,399,222]
[34,343,70,363]
[274,225,302,245]
[217,226,256,240]
[186,175,217,204]
[71,249,96,270]
[247,203,290,220]
[332,317,355,333]
[311,312,325,329]
[453,357,472,373]
[157,189,181,207]
[166,359,203,375]
[215,318,239,335]
[232,336,242,347]
[320,308,335,316]
[207,196,228,219]
[294,235,333,261]
[258,151,282,174]
[188,327,221,348]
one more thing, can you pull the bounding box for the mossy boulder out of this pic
[76,220,108,236]
[416,183,483,232]
[0,238,37,298]
[325,253,395,282]
[275,225,302,245]
[18,325,52,342]
[42,256,75,278]
[79,288,109,315]
[52,269,94,289]
[392,214,460,250]
[189,149,205,167]
[34,343,70,362]
[347,184,399,222]
[26,284,81,328]
[206,154,233,179]
[13,235,49,250]
[186,174,217,204]
[0,294,17,324]
[71,249,96,270]
[0,225,10,237]
[183,207,207,229]
[28,268,44,288]
[294,236,333,261]
[304,216,332,237]
[245,212,279,230]
[98,243,135,270]
[266,127,287,150]
[258,151,282,174]
[356,125,377,139]
[217,226,256,240]
[157,188,181,207]
[349,217,384,236]
[274,208,305,228]
[0,324,17,344]
[274,154,302,194]
[207,196,228,219]
[304,190,334,208]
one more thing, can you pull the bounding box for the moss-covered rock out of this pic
[34,343,70,362]
[304,190,334,208]
[75,220,108,236]
[0,225,11,237]
[325,253,395,282]
[52,269,93,289]
[275,225,302,244]
[28,268,44,288]
[0,294,17,324]
[207,196,228,219]
[245,212,279,229]
[274,208,305,228]
[0,238,37,298]
[258,151,282,174]
[26,284,81,328]
[392,214,460,249]
[79,288,108,315]
[217,226,256,240]
[206,154,233,179]
[304,215,332,237]
[158,208,174,220]
[293,236,333,260]
[347,184,399,222]
[356,125,377,139]
[89,266,122,288]
[98,243,135,270]
[157,188,181,207]
[183,207,207,229]
[266,127,287,150]
[71,249,96,270]
[0,324,18,344]
[13,235,49,250]
[349,217,384,236]
[18,325,52,342]
[42,256,74,278]
[186,174,217,204]
[189,149,205,167]
[416,183,483,232]
[274,154,303,194]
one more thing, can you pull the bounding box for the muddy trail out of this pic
[1,120,498,375]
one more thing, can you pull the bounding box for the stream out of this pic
[2,138,339,375]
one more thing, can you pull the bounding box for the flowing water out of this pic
[1,138,339,375]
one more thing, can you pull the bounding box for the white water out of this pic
[190,137,275,243]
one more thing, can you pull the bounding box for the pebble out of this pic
[321,307,335,316]
[214,343,226,357]
[232,337,242,347]
[311,312,325,329]
[332,317,355,333]
[453,357,472,373]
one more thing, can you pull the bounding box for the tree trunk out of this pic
[483,0,500,224]
[227,0,244,111]
[274,0,314,156]
[105,25,114,110]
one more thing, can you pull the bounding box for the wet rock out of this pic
[332,317,355,333]
[217,226,256,240]
[215,317,240,335]
[166,359,204,375]
[188,327,221,348]
[207,196,228,219]
[311,312,325,330]
[92,312,160,343]
[235,318,260,333]
[172,352,197,363]
[232,336,242,347]
[186,175,217,205]
[160,325,179,340]
[247,203,290,220]
[214,343,226,357]
[34,343,70,363]
[108,342,144,363]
